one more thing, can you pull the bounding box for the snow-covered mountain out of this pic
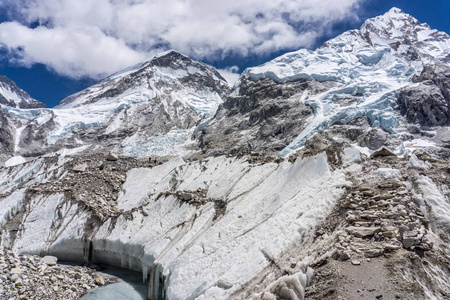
[0,8,449,300]
[0,75,46,109]
[0,51,230,165]
[200,7,449,157]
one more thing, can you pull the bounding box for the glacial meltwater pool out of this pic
[80,265,147,300]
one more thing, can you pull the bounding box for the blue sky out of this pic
[0,0,449,107]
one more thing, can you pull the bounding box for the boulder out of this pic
[334,249,351,261]
[10,268,22,274]
[345,226,381,238]
[365,248,383,258]
[351,260,361,266]
[182,193,193,201]
[73,163,88,173]
[94,274,105,286]
[106,153,119,161]
[360,129,390,150]
[401,231,422,249]
[41,256,58,266]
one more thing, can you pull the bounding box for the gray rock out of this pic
[365,248,383,258]
[397,83,448,126]
[383,244,401,251]
[106,153,119,161]
[73,163,88,172]
[40,256,58,266]
[401,231,422,248]
[10,274,20,281]
[359,129,390,150]
[335,249,351,261]
[182,193,193,201]
[94,274,105,286]
[10,268,22,274]
[351,259,361,265]
[346,226,381,238]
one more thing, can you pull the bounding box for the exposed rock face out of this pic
[397,64,450,126]
[397,84,448,126]
[0,110,15,160]
[300,147,450,300]
[199,77,334,156]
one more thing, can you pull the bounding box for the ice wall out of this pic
[3,153,353,299]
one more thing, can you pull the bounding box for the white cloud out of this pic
[0,0,362,79]
[218,66,241,85]
[0,22,147,78]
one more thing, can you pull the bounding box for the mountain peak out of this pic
[149,50,195,69]
[361,7,424,36]
[0,75,46,109]
[154,49,189,60]
[386,7,405,16]
[356,7,450,63]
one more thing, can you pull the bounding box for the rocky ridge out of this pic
[302,147,450,299]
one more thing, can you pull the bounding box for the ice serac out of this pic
[0,75,46,109]
[199,7,450,157]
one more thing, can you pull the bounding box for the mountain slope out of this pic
[0,75,46,109]
[199,7,450,158]
[0,51,230,164]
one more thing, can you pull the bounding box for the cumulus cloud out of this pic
[0,21,147,78]
[0,0,362,79]
[218,66,241,85]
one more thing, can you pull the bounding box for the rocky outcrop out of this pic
[397,63,450,126]
[198,76,335,156]
[0,110,15,160]
[303,148,450,300]
[397,83,448,126]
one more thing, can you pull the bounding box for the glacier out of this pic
[0,7,449,300]
[0,151,356,299]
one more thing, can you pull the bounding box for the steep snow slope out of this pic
[0,75,46,109]
[200,8,450,158]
